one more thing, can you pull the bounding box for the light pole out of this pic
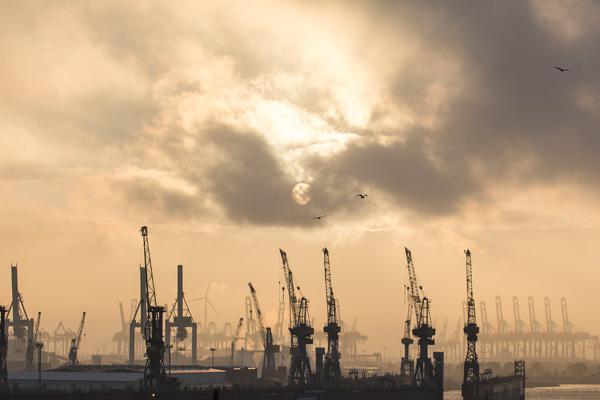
[210,348,216,368]
[35,342,44,390]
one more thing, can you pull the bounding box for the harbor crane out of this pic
[405,248,436,388]
[231,317,244,366]
[1,306,7,385]
[280,249,314,385]
[140,226,166,388]
[68,312,86,366]
[462,250,480,398]
[248,283,279,378]
[322,248,341,382]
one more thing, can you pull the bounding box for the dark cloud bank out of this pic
[115,2,600,226]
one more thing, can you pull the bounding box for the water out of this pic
[445,385,600,400]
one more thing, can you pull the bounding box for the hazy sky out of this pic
[2,0,600,357]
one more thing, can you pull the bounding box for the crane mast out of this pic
[405,249,423,326]
[462,249,480,398]
[279,249,313,385]
[140,226,166,389]
[248,283,279,379]
[68,312,86,366]
[322,248,341,382]
[400,291,414,380]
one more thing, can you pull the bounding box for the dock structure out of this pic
[437,295,598,363]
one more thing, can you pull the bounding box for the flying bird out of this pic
[313,215,327,220]
[553,66,570,72]
[355,193,368,199]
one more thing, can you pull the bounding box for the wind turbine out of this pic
[190,280,221,333]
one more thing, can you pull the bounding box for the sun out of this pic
[292,182,311,205]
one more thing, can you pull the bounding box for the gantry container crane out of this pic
[248,283,279,379]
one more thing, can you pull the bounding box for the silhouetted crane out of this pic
[68,312,86,366]
[322,248,341,382]
[405,248,435,388]
[462,250,480,398]
[280,249,313,385]
[140,226,166,388]
[248,283,279,379]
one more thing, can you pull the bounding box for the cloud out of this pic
[3,0,600,228]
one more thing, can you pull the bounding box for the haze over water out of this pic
[446,385,600,400]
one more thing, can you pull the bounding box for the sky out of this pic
[2,0,600,357]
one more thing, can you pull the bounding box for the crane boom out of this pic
[465,250,476,325]
[323,248,337,325]
[141,226,157,324]
[405,248,423,326]
[248,283,267,347]
[279,249,298,326]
